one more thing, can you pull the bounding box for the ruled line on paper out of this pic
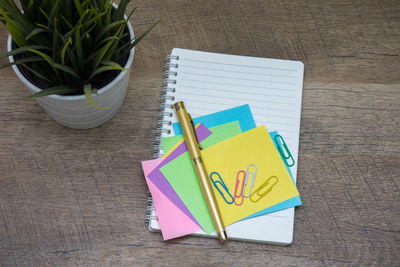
[180,58,299,72]
[188,111,298,125]
[179,78,296,92]
[182,99,296,112]
[179,64,297,78]
[176,85,297,99]
[176,104,297,119]
[177,91,296,106]
[181,106,226,114]
[179,71,297,85]
[178,98,298,118]
[258,120,297,127]
[261,214,290,219]
[178,99,296,113]
[252,112,295,119]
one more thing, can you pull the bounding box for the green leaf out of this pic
[74,25,84,75]
[60,38,72,65]
[84,84,108,109]
[104,0,112,26]
[105,23,126,59]
[73,0,83,16]
[52,18,58,61]
[48,0,61,25]
[127,6,137,20]
[27,47,79,80]
[39,7,49,21]
[104,0,112,10]
[76,8,91,26]
[83,9,107,28]
[0,6,27,47]
[20,63,52,83]
[53,63,81,79]
[27,48,61,80]
[94,35,120,50]
[113,0,131,21]
[89,64,128,80]
[101,59,123,67]
[36,23,50,31]
[6,0,21,10]
[111,36,133,57]
[94,19,126,43]
[130,18,163,48]
[79,20,97,42]
[117,18,163,59]
[25,27,47,40]
[0,56,44,69]
[60,0,73,23]
[27,0,35,9]
[27,48,54,66]
[21,0,36,22]
[60,15,73,30]
[66,47,78,71]
[93,24,124,70]
[0,45,50,59]
[22,85,80,99]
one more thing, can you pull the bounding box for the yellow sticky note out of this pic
[202,125,300,226]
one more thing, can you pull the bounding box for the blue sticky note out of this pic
[173,104,256,135]
[243,131,302,220]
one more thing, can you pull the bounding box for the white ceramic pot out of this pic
[7,21,135,129]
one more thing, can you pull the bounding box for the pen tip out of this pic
[218,231,228,243]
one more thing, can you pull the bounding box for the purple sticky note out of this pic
[148,124,212,227]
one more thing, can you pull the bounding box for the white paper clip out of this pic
[242,164,257,197]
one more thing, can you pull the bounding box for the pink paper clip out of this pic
[234,170,246,206]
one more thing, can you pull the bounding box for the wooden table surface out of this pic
[1,0,399,266]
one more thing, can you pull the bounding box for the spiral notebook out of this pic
[147,48,304,244]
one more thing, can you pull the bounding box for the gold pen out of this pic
[174,101,227,243]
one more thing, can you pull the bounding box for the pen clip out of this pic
[188,113,203,150]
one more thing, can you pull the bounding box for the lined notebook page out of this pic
[151,48,304,244]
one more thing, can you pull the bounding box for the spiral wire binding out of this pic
[146,55,179,223]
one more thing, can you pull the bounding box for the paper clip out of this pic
[234,170,246,206]
[250,176,278,203]
[242,164,257,197]
[210,172,234,204]
[274,134,295,167]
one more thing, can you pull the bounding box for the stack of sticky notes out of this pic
[142,104,301,240]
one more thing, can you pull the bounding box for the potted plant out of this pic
[0,0,160,129]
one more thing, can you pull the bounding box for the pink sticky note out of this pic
[142,159,202,240]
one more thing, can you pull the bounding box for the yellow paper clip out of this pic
[234,170,246,206]
[210,172,234,204]
[250,176,278,203]
[274,134,295,167]
[242,164,257,197]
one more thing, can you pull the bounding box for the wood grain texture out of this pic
[0,0,399,266]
